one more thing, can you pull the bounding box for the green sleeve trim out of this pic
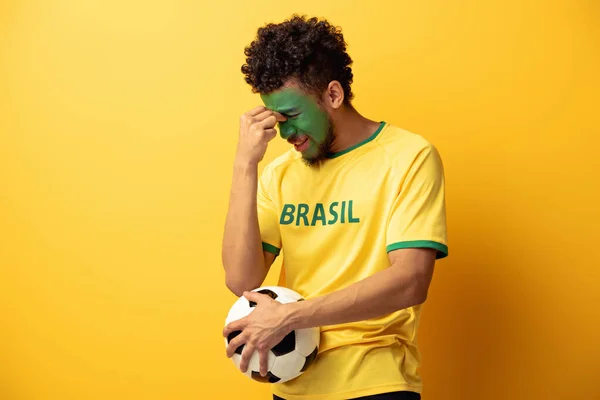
[386,240,448,259]
[262,242,281,257]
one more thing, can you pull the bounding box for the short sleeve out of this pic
[386,144,448,259]
[257,164,282,257]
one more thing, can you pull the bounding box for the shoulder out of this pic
[376,122,442,167]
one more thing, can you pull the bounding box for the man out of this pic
[222,15,448,400]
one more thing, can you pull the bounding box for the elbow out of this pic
[221,252,266,297]
[222,258,250,297]
[225,276,245,297]
[414,288,428,305]
[398,283,428,309]
[225,275,255,297]
[410,284,429,306]
[406,264,434,307]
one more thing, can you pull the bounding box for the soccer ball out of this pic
[224,286,320,384]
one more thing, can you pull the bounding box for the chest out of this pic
[273,159,399,230]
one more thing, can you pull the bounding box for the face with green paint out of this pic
[260,86,334,167]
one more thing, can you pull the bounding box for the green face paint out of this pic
[261,88,333,164]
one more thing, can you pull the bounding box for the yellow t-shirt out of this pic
[257,121,448,400]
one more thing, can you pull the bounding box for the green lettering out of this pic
[311,203,327,226]
[280,204,295,225]
[348,200,360,223]
[296,203,309,226]
[340,201,346,223]
[328,202,339,225]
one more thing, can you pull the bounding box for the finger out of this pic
[258,346,269,377]
[262,111,287,123]
[246,106,267,117]
[226,332,247,358]
[256,115,280,131]
[243,291,268,304]
[263,128,277,141]
[253,109,275,122]
[274,112,287,122]
[223,318,246,338]
[239,343,256,373]
[255,109,287,122]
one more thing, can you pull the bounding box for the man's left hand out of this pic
[223,291,293,376]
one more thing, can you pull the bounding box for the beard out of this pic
[301,118,336,168]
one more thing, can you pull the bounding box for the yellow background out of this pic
[1,1,598,399]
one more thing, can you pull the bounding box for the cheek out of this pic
[294,118,311,132]
[299,120,323,136]
[310,125,328,142]
[313,114,330,136]
[296,112,328,139]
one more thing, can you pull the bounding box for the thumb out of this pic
[274,112,287,123]
[243,290,268,304]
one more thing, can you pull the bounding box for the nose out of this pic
[278,121,297,140]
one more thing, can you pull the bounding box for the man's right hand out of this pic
[236,106,287,165]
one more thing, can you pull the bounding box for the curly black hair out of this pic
[241,15,354,103]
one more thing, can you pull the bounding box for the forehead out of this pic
[261,87,305,107]
[260,81,320,111]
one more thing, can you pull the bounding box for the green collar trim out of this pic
[326,121,386,159]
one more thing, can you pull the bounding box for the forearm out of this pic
[286,263,428,330]
[222,160,265,294]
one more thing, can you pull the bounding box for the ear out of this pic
[323,81,345,109]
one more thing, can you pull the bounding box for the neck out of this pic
[329,104,381,154]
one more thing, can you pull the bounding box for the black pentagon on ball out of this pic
[226,330,245,355]
[271,330,296,356]
[249,289,278,307]
[251,370,281,383]
[301,346,318,372]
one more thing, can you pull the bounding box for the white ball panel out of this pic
[295,327,320,357]
[225,296,253,325]
[270,349,306,382]
[247,349,277,372]
[274,293,298,305]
